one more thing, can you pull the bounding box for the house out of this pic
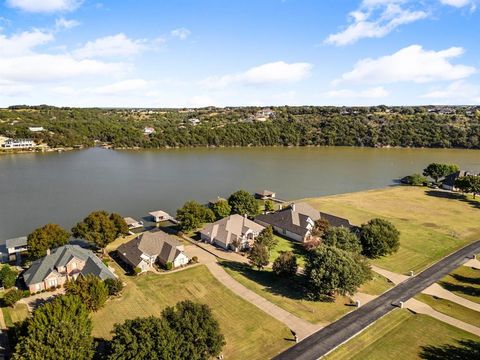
[2,138,35,149]
[255,190,276,200]
[28,126,44,132]
[23,245,115,293]
[116,230,189,272]
[442,170,475,191]
[200,214,265,251]
[123,217,143,230]
[143,127,155,135]
[149,210,172,223]
[255,202,351,242]
[208,197,227,207]
[0,236,28,263]
[188,118,201,125]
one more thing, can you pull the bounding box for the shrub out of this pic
[104,278,124,296]
[134,267,142,275]
[191,256,198,263]
[401,173,427,186]
[3,289,24,306]
[0,265,18,289]
[165,262,173,271]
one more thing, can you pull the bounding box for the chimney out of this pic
[46,248,51,256]
[291,203,296,212]
[244,214,247,219]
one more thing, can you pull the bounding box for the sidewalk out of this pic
[206,262,322,340]
[405,298,480,337]
[422,283,480,312]
[371,265,408,285]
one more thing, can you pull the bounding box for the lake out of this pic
[1,147,480,239]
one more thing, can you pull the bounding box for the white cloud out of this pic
[0,29,53,57]
[325,86,389,99]
[6,0,83,13]
[422,80,480,103]
[73,33,150,58]
[326,1,428,46]
[171,28,191,40]
[55,17,80,30]
[334,45,476,85]
[93,79,151,95]
[202,61,313,89]
[440,0,475,8]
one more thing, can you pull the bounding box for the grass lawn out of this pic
[416,294,480,328]
[305,186,480,274]
[92,263,292,360]
[358,273,393,296]
[1,304,29,328]
[269,235,307,267]
[220,261,353,325]
[325,309,480,360]
[439,266,480,304]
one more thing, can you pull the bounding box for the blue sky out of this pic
[0,0,479,107]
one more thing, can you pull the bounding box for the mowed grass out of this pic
[306,186,480,273]
[92,264,292,360]
[1,303,29,328]
[439,266,480,304]
[325,309,480,360]
[416,294,480,328]
[221,261,352,325]
[358,273,393,296]
[269,235,306,267]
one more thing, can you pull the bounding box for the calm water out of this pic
[1,147,480,239]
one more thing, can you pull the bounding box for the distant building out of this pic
[255,190,276,200]
[2,138,35,149]
[188,118,201,125]
[117,230,189,272]
[143,127,155,135]
[28,126,44,132]
[208,197,227,207]
[149,210,173,223]
[442,170,475,191]
[23,245,115,293]
[0,236,28,263]
[123,217,144,230]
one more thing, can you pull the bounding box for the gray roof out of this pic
[255,202,351,238]
[442,170,474,187]
[5,236,27,249]
[23,245,115,285]
[117,230,185,267]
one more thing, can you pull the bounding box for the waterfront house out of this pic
[0,236,28,263]
[442,170,474,191]
[117,230,189,272]
[23,245,115,293]
[149,210,172,223]
[255,190,276,200]
[200,214,265,251]
[2,138,35,149]
[255,202,351,242]
[123,217,143,230]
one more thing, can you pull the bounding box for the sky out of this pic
[0,0,479,107]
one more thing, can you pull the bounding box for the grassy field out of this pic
[1,303,29,327]
[306,186,480,273]
[439,266,480,304]
[325,310,480,360]
[416,294,480,328]
[358,273,393,296]
[221,261,352,324]
[92,263,292,359]
[269,235,307,267]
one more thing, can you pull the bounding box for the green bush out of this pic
[191,256,198,263]
[3,289,25,306]
[401,173,428,186]
[0,265,18,289]
[134,267,142,274]
[104,278,124,296]
[165,262,173,271]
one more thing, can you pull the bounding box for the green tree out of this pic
[104,278,124,296]
[3,289,25,306]
[210,199,231,220]
[12,295,94,360]
[304,245,372,299]
[108,316,179,360]
[323,227,362,253]
[360,218,400,258]
[248,243,269,270]
[177,201,215,232]
[162,300,225,360]
[311,219,330,238]
[255,226,277,251]
[109,213,130,238]
[423,163,459,183]
[455,175,480,199]
[71,211,118,250]
[0,265,18,289]
[272,251,298,277]
[264,200,275,212]
[27,224,70,260]
[228,190,259,217]
[64,275,108,312]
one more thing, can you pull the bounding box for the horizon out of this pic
[0,0,479,107]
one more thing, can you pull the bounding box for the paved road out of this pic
[273,240,480,360]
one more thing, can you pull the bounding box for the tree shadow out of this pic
[439,281,480,298]
[420,339,480,360]
[424,190,480,210]
[219,260,336,303]
[450,273,480,286]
